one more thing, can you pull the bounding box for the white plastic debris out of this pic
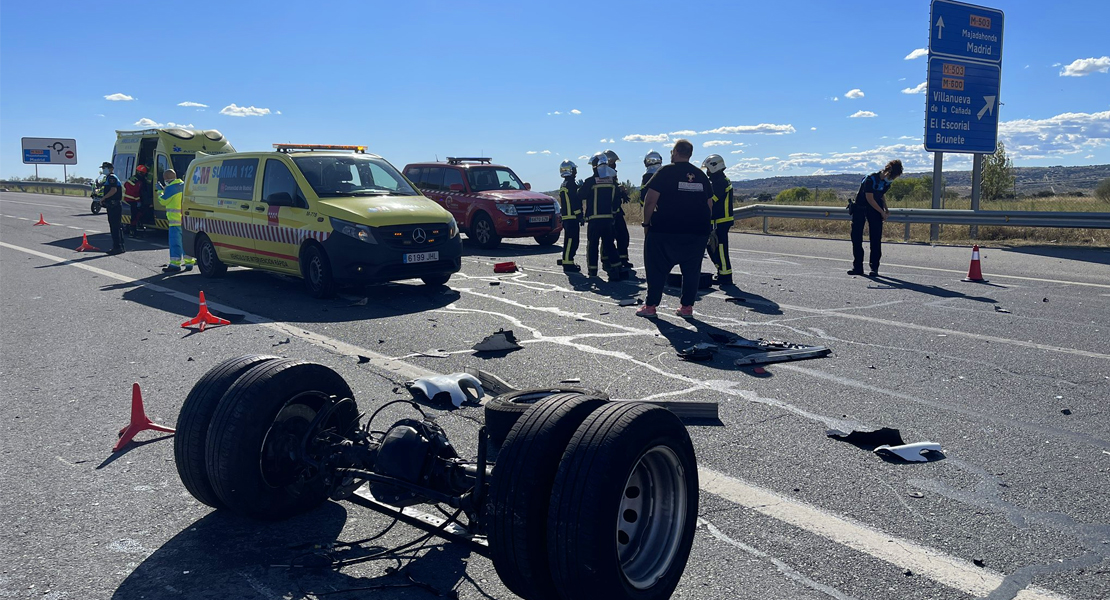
[409,373,485,408]
[874,442,943,462]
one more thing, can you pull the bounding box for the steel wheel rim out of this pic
[201,241,215,269]
[309,254,323,286]
[476,218,491,243]
[617,445,687,590]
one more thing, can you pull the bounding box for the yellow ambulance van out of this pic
[111,128,235,230]
[181,144,462,297]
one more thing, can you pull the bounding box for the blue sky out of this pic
[2,0,1107,191]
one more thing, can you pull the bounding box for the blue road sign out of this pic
[929,0,1004,64]
[23,149,50,163]
[924,57,1001,153]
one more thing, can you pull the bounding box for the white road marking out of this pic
[699,468,1069,600]
[0,240,1077,600]
[0,199,71,208]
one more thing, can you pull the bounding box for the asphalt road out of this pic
[2,191,1109,600]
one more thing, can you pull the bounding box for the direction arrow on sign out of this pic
[935,15,945,39]
[977,96,996,120]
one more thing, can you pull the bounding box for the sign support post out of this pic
[931,152,944,241]
[970,154,983,238]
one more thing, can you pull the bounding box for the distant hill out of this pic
[731,164,1110,198]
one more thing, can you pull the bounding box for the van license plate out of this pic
[529,215,550,223]
[404,251,439,264]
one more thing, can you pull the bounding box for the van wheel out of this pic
[421,274,451,287]
[301,245,336,299]
[534,232,561,246]
[195,234,227,278]
[469,213,501,249]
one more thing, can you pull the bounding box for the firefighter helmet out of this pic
[604,149,620,166]
[589,152,607,168]
[559,160,577,178]
[644,151,662,167]
[702,154,726,174]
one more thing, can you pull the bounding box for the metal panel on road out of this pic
[928,0,1004,64]
[924,57,1001,153]
[20,137,78,165]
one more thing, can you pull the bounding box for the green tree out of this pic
[981,141,1015,200]
[775,187,811,203]
[1095,178,1110,202]
[815,189,839,203]
[756,192,774,203]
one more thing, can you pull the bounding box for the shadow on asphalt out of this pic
[716,285,784,315]
[1004,244,1110,266]
[111,501,489,600]
[872,275,1004,299]
[96,435,175,470]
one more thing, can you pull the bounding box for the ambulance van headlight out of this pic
[448,217,459,238]
[330,217,377,244]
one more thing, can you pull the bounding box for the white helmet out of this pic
[604,149,619,167]
[644,151,662,167]
[589,152,608,168]
[559,160,577,178]
[702,154,726,174]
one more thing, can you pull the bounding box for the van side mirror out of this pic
[449,183,465,192]
[266,192,294,206]
[524,182,532,190]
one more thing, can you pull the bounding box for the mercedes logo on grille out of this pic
[412,228,427,243]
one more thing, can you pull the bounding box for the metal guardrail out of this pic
[0,180,93,196]
[734,204,1110,233]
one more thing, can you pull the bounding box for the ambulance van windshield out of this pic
[293,156,418,199]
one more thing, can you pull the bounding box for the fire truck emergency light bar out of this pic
[446,157,492,164]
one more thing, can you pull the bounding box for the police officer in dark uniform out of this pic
[849,159,903,277]
[99,161,125,255]
[702,154,734,286]
[604,149,633,276]
[579,152,623,281]
[557,160,582,272]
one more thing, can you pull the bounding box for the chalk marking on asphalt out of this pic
[0,241,438,383]
[698,518,863,600]
[625,237,1110,289]
[698,468,1070,600]
[2,239,1079,600]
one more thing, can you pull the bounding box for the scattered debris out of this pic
[868,365,877,369]
[903,569,914,577]
[416,349,451,359]
[733,346,831,366]
[272,337,290,346]
[358,355,371,364]
[908,491,925,499]
[751,367,768,375]
[186,357,194,362]
[472,329,522,353]
[559,378,582,384]
[874,442,944,462]
[993,306,1011,313]
[725,297,747,304]
[348,297,368,306]
[973,559,985,568]
[463,368,516,396]
[489,281,500,286]
[1043,298,1049,302]
[827,427,906,449]
[1061,409,1072,415]
[599,311,610,316]
[494,261,517,273]
[618,298,641,306]
[407,373,484,408]
[678,343,717,362]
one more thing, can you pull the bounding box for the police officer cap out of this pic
[100,161,114,169]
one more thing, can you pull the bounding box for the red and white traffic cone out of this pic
[181,291,231,332]
[75,233,100,252]
[962,245,988,282]
[114,383,175,452]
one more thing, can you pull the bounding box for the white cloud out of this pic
[1087,154,1095,159]
[763,157,780,161]
[1024,65,1030,69]
[104,93,133,101]
[789,152,822,158]
[849,110,877,118]
[133,118,194,128]
[623,133,669,143]
[95,113,105,118]
[553,111,562,115]
[999,110,1110,158]
[541,150,552,154]
[275,111,282,115]
[600,138,608,143]
[570,109,581,114]
[904,48,928,60]
[899,135,916,140]
[669,130,697,137]
[177,101,208,108]
[845,88,865,99]
[1060,56,1110,77]
[578,155,590,160]
[608,138,615,144]
[902,81,927,94]
[810,127,817,131]
[730,149,744,154]
[219,103,272,117]
[702,140,732,148]
[700,123,795,135]
[833,97,839,102]
[526,151,538,155]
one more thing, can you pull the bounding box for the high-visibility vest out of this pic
[157,179,185,226]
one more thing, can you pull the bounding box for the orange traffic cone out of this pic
[114,383,175,452]
[33,214,51,226]
[75,233,100,252]
[181,291,231,332]
[962,245,988,282]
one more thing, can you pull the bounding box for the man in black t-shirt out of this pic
[849,159,903,276]
[637,139,713,317]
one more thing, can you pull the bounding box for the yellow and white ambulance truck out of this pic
[181,144,462,297]
[111,128,235,230]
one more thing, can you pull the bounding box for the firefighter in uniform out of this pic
[156,169,194,273]
[122,165,147,237]
[605,149,633,275]
[702,154,734,286]
[557,160,583,272]
[640,151,662,205]
[579,153,623,281]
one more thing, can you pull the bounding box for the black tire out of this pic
[469,212,501,249]
[489,394,607,600]
[485,387,609,453]
[195,233,228,278]
[205,360,360,520]
[91,200,102,215]
[301,244,336,298]
[174,355,281,508]
[548,402,698,600]
[421,273,451,286]
[534,231,561,246]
